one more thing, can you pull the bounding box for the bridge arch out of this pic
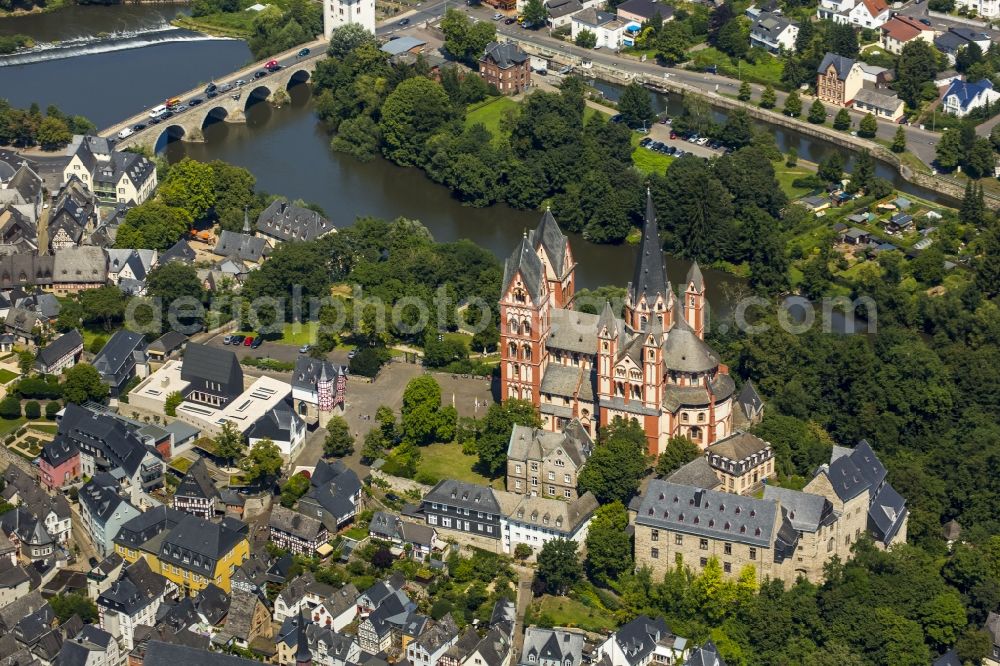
[154,124,186,152]
[286,68,311,89]
[202,106,229,130]
[244,85,273,111]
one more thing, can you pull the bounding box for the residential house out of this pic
[92,330,149,397]
[63,136,157,205]
[616,0,673,24]
[47,178,95,251]
[984,611,1000,666]
[78,476,142,557]
[212,588,272,649]
[368,511,438,559]
[356,573,406,616]
[87,553,124,602]
[35,328,83,374]
[97,558,173,651]
[879,15,935,54]
[406,616,460,666]
[479,41,531,95]
[272,571,336,623]
[291,356,348,427]
[276,611,362,666]
[885,212,914,233]
[519,628,583,666]
[52,245,108,294]
[506,419,592,499]
[214,214,270,264]
[57,625,121,666]
[685,642,727,666]
[180,343,244,408]
[57,403,164,505]
[114,510,249,596]
[0,559,32,613]
[956,0,1000,19]
[143,640,265,666]
[310,583,360,632]
[851,88,905,122]
[816,52,863,105]
[4,305,43,344]
[817,0,888,27]
[172,457,220,520]
[546,0,584,28]
[269,505,330,556]
[256,199,335,247]
[571,8,634,50]
[159,239,196,265]
[842,227,872,245]
[704,431,775,495]
[356,586,425,655]
[247,399,307,460]
[0,508,56,562]
[0,205,38,254]
[749,12,798,53]
[935,27,992,63]
[595,615,688,666]
[298,460,363,532]
[497,492,599,555]
[420,480,503,540]
[106,248,156,289]
[39,438,81,490]
[2,465,73,545]
[942,78,1000,117]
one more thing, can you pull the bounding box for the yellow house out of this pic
[114,507,249,595]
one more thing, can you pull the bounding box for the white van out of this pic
[149,104,167,119]
[117,127,135,139]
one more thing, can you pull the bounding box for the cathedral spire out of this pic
[686,261,704,291]
[242,206,251,234]
[630,190,668,305]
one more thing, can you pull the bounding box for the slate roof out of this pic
[79,478,134,524]
[92,329,146,380]
[37,328,83,369]
[501,492,598,534]
[762,486,835,532]
[609,615,683,666]
[663,317,719,373]
[144,641,262,666]
[247,399,303,442]
[572,7,620,27]
[97,558,167,616]
[630,192,669,306]
[291,356,346,392]
[666,457,722,491]
[685,641,726,666]
[159,239,196,264]
[636,480,778,548]
[424,479,501,514]
[214,231,269,263]
[532,209,568,277]
[706,431,769,462]
[736,382,763,420]
[502,235,545,305]
[521,628,583,666]
[507,421,592,468]
[0,589,46,631]
[546,0,583,18]
[52,246,106,284]
[175,457,220,502]
[256,199,334,242]
[481,41,528,69]
[149,331,188,356]
[616,0,674,19]
[868,482,907,545]
[817,52,856,80]
[853,88,902,112]
[40,437,78,468]
[824,439,885,501]
[181,343,243,394]
[943,78,996,113]
[159,514,245,577]
[270,505,327,541]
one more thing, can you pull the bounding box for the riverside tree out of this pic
[807,99,827,124]
[760,85,776,109]
[783,91,802,117]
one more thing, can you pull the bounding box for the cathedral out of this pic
[498,192,737,456]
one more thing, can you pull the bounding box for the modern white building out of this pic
[570,8,636,50]
[324,0,375,37]
[595,615,689,666]
[817,0,890,28]
[956,0,1000,18]
[942,78,1000,117]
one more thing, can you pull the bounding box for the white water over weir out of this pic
[0,25,234,67]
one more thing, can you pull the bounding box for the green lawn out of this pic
[0,417,26,437]
[527,595,617,633]
[0,369,17,385]
[687,47,785,88]
[631,133,673,174]
[343,525,369,540]
[415,441,498,487]
[170,457,194,474]
[28,424,58,434]
[465,97,520,136]
[775,165,816,199]
[237,322,318,346]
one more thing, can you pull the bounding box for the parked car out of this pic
[265,59,279,69]
[231,335,245,345]
[669,130,677,139]
[117,127,134,139]
[299,344,310,353]
[243,336,254,347]
[398,17,410,25]
[174,104,188,112]
[251,336,263,349]
[610,114,623,123]
[254,70,268,79]
[133,122,147,131]
[219,82,234,92]
[558,65,572,75]
[235,79,246,87]
[493,12,504,19]
[639,137,652,147]
[204,82,218,94]
[504,17,516,24]
[298,47,311,57]
[149,117,162,125]
[223,335,233,345]
[207,90,218,99]
[347,350,357,360]
[919,17,932,25]
[189,98,203,106]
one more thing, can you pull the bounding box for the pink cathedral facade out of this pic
[498,193,736,456]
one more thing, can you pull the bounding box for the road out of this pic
[396,3,952,166]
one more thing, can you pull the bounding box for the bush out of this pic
[23,401,40,420]
[349,346,391,378]
[0,397,21,420]
[45,401,60,419]
[88,336,107,355]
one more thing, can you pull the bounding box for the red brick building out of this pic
[479,41,531,95]
[39,439,80,490]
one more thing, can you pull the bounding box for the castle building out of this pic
[323,0,375,37]
[498,194,736,455]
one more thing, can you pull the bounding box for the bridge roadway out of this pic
[103,37,329,151]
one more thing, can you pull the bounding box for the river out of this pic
[0,4,938,314]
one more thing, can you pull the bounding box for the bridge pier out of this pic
[182,128,206,143]
[225,108,247,123]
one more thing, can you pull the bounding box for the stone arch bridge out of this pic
[102,39,327,152]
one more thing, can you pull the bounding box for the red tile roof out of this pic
[861,0,889,17]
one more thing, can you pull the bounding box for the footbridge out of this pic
[101,38,328,151]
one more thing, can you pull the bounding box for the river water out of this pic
[0,4,942,311]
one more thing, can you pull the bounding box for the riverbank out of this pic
[171,13,251,39]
